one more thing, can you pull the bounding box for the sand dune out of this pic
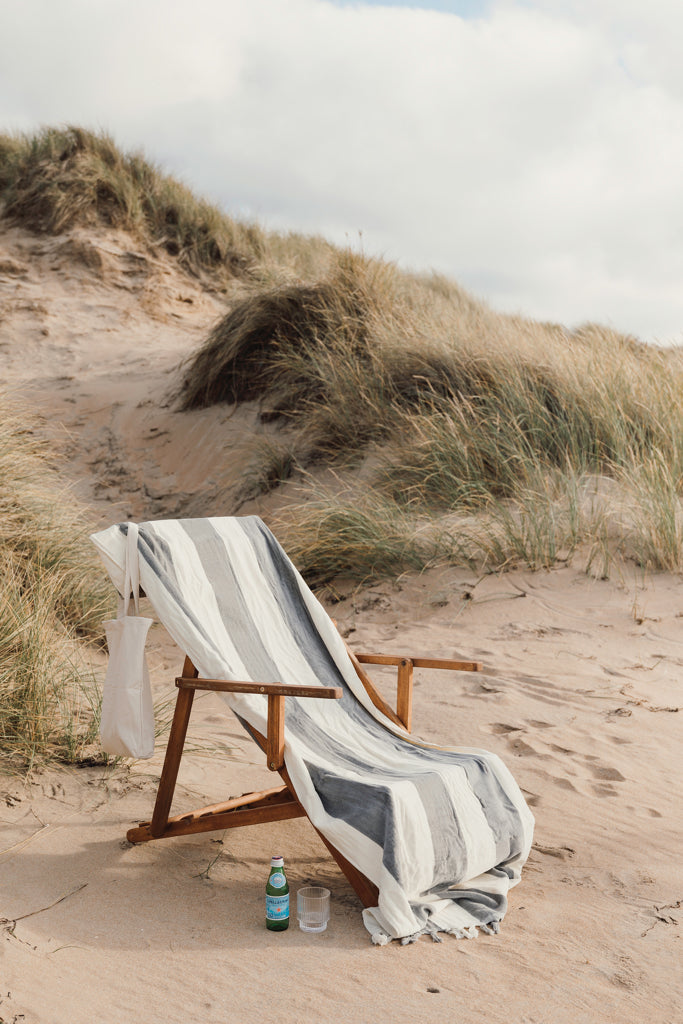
[0,225,681,1024]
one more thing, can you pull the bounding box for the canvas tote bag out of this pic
[100,522,155,758]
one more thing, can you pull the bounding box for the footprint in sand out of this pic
[589,764,626,782]
[495,718,632,802]
[43,781,66,798]
[472,679,502,695]
[550,743,574,755]
[591,782,619,797]
[552,776,578,791]
[507,736,543,757]
[533,843,575,860]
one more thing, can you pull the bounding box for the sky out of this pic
[1,0,682,345]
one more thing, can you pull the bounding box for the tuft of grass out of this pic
[180,244,683,480]
[0,407,112,638]
[0,125,266,279]
[0,396,114,772]
[465,471,587,572]
[615,450,683,572]
[275,474,599,584]
[178,249,386,417]
[0,560,102,770]
[274,489,455,587]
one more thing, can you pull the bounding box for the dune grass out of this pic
[180,246,683,580]
[0,398,113,772]
[613,450,683,572]
[0,125,266,279]
[3,126,682,585]
[277,489,456,588]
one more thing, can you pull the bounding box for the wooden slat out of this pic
[133,785,295,831]
[357,654,415,731]
[127,799,306,843]
[176,677,341,699]
[267,693,285,771]
[396,659,414,733]
[174,785,294,819]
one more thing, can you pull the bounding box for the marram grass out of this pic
[3,126,683,585]
[0,559,102,770]
[275,489,457,587]
[180,243,683,580]
[0,124,266,279]
[0,398,113,772]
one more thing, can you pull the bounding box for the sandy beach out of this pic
[1,223,681,1024]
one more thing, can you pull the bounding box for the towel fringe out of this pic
[388,920,495,946]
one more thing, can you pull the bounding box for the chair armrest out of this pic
[355,654,409,667]
[353,655,483,733]
[355,655,482,672]
[175,676,341,771]
[412,657,483,672]
[175,677,341,699]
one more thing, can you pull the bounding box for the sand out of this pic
[0,224,681,1024]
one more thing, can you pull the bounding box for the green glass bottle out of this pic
[266,855,289,931]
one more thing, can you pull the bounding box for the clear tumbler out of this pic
[297,886,331,932]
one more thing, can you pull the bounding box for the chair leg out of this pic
[314,828,380,909]
[278,764,379,909]
[149,683,195,838]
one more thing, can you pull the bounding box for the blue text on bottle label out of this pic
[266,894,289,920]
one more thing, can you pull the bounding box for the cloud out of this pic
[0,0,681,343]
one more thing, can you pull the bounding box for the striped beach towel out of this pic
[91,516,534,944]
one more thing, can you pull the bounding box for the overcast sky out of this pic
[1,0,682,345]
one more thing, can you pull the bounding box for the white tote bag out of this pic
[100,523,155,758]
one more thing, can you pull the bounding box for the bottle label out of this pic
[269,872,286,889]
[266,894,289,921]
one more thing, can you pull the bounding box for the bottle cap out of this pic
[271,855,284,866]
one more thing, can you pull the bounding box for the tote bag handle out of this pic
[123,522,141,616]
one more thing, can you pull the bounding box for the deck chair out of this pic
[91,516,534,944]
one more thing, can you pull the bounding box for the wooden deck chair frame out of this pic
[127,649,482,909]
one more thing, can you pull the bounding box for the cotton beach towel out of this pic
[91,516,534,944]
